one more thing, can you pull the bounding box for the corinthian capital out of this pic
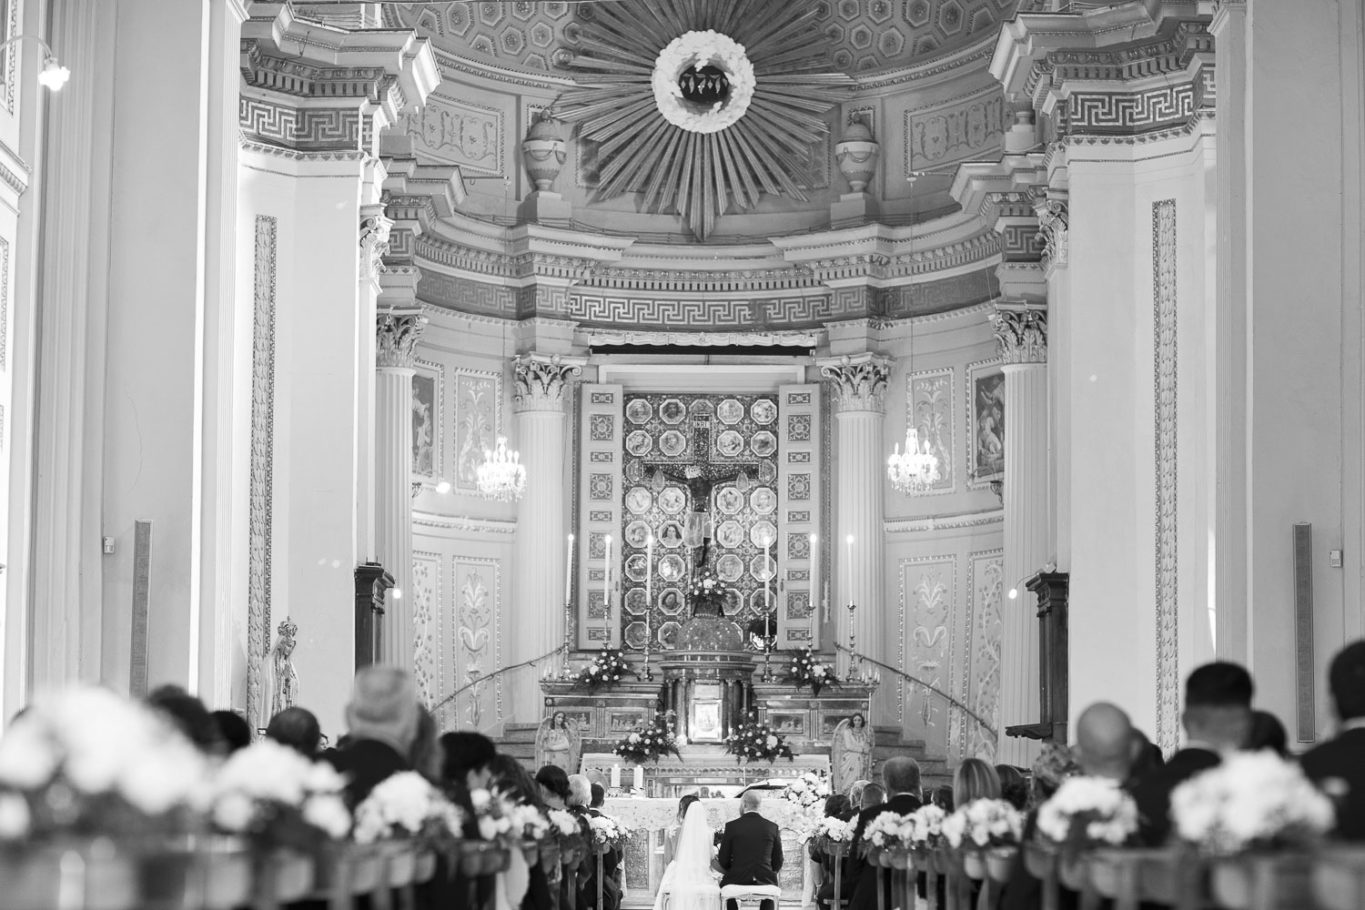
[376,311,427,369]
[513,353,586,413]
[360,207,393,281]
[1032,191,1069,277]
[992,304,1048,365]
[818,353,893,414]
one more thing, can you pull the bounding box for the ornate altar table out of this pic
[582,746,830,797]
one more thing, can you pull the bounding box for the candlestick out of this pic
[845,534,854,606]
[565,533,574,605]
[809,533,818,628]
[644,533,654,679]
[765,533,773,613]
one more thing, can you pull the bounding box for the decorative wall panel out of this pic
[905,89,1008,174]
[453,369,501,493]
[412,551,441,705]
[967,359,1004,486]
[778,385,822,647]
[967,550,1004,760]
[1153,199,1180,753]
[450,555,503,729]
[899,557,956,744]
[412,359,445,479]
[909,368,955,494]
[246,215,278,728]
[577,384,623,648]
[398,93,504,175]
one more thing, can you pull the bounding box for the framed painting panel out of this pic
[606,707,649,735]
[769,711,807,737]
[411,360,444,479]
[966,360,1004,486]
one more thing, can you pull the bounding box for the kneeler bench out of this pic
[719,883,783,910]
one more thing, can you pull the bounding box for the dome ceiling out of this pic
[389,0,1016,77]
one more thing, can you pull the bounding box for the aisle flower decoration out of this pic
[210,739,351,848]
[863,812,914,851]
[548,808,581,840]
[587,814,629,852]
[1170,751,1334,855]
[468,788,522,845]
[352,771,465,846]
[724,720,794,763]
[785,647,838,696]
[687,567,728,615]
[907,804,947,848]
[574,649,636,693]
[813,816,852,844]
[776,771,832,841]
[1036,776,1139,855]
[613,713,681,764]
[0,685,210,841]
[941,799,1025,850]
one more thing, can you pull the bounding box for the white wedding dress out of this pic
[653,803,721,910]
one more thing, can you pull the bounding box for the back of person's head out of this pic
[1128,729,1165,779]
[266,706,322,757]
[567,773,592,808]
[1075,702,1135,780]
[490,754,545,809]
[536,765,571,804]
[995,765,1028,810]
[860,782,886,810]
[408,706,440,781]
[1328,640,1365,722]
[1183,662,1254,750]
[1031,742,1079,804]
[147,685,221,753]
[847,779,870,807]
[345,666,420,754]
[212,710,253,754]
[1247,709,1288,757]
[440,731,497,789]
[591,782,605,808]
[882,756,921,796]
[824,793,852,818]
[677,793,700,821]
[953,758,1002,803]
[740,789,763,812]
[931,784,953,811]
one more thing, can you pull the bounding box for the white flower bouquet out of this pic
[777,772,833,841]
[863,812,915,850]
[723,720,794,763]
[548,808,581,839]
[1037,776,1139,851]
[813,816,852,843]
[587,814,629,852]
[210,739,351,847]
[786,647,839,696]
[941,799,1024,850]
[907,804,947,848]
[1171,751,1335,855]
[468,788,518,843]
[352,771,464,846]
[0,685,210,841]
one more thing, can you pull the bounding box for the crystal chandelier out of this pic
[887,426,941,494]
[476,436,526,502]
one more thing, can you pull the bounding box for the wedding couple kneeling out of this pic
[655,790,784,910]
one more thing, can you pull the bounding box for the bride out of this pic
[653,801,721,910]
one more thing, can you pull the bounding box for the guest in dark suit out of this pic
[846,756,921,910]
[718,789,784,910]
[810,794,854,910]
[586,782,623,910]
[1302,640,1365,841]
[1000,742,1084,910]
[322,666,420,807]
[1131,661,1252,846]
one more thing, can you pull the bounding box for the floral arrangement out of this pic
[786,647,838,696]
[863,812,915,851]
[210,739,352,848]
[613,713,681,764]
[1036,776,1139,852]
[587,814,629,851]
[467,788,524,844]
[907,804,948,847]
[650,30,756,134]
[724,720,794,763]
[1170,751,1335,855]
[352,771,464,846]
[941,799,1025,850]
[686,566,728,614]
[775,772,832,841]
[0,686,210,842]
[574,648,635,692]
[814,816,853,843]
[548,808,582,840]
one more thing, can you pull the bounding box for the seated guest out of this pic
[930,784,954,812]
[211,710,252,754]
[323,666,419,807]
[811,794,855,910]
[859,782,885,810]
[1127,728,1165,781]
[1248,709,1289,756]
[1302,640,1365,841]
[1131,661,1252,845]
[847,778,870,809]
[586,782,623,910]
[847,757,921,910]
[996,764,1029,810]
[718,790,783,910]
[433,733,502,910]
[266,706,322,757]
[147,685,222,754]
[489,755,553,910]
[536,765,573,811]
[954,758,1002,804]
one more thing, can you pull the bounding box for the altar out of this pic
[582,746,829,798]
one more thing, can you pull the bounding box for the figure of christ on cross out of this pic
[647,423,755,569]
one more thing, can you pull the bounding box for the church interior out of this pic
[0,0,1362,908]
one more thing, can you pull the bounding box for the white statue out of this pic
[535,711,582,773]
[830,712,875,793]
[263,617,299,724]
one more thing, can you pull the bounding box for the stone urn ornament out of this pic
[522,112,567,192]
[835,117,879,194]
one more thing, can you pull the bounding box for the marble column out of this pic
[510,354,584,722]
[818,354,891,676]
[992,304,1049,765]
[376,310,426,670]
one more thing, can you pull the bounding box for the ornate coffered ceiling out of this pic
[388,0,1017,76]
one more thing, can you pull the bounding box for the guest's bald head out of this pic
[1075,702,1134,781]
[741,790,763,812]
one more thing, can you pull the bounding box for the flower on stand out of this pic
[210,739,352,849]
[352,771,464,846]
[785,647,839,696]
[863,812,915,852]
[0,685,211,842]
[907,804,947,848]
[1036,776,1139,854]
[587,814,629,852]
[574,649,636,693]
[723,720,794,764]
[686,567,729,615]
[547,808,580,839]
[814,816,852,843]
[613,713,681,765]
[776,771,833,841]
[941,799,1025,850]
[1170,751,1334,855]
[468,788,522,844]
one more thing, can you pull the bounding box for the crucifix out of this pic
[646,419,758,569]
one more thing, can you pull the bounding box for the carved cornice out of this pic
[992,303,1048,365]
[581,327,820,348]
[884,508,1004,535]
[1033,191,1069,277]
[817,353,893,414]
[512,353,586,413]
[412,512,518,535]
[376,311,427,369]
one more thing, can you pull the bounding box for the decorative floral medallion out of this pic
[651,31,755,134]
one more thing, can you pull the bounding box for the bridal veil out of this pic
[653,802,720,910]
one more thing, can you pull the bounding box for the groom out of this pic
[717,790,783,910]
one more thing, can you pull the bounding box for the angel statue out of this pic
[535,711,582,774]
[263,617,300,723]
[830,712,875,793]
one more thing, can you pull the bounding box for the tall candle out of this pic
[845,534,854,606]
[765,534,773,612]
[604,535,613,614]
[809,533,819,624]
[565,534,575,604]
[611,764,621,789]
[633,765,644,790]
[645,533,654,651]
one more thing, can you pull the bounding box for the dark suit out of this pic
[1131,747,1220,846]
[718,811,784,910]
[582,807,623,910]
[847,793,921,910]
[322,737,411,808]
[1302,726,1365,841]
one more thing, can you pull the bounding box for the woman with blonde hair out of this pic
[953,757,1002,805]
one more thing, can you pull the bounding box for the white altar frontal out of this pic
[603,795,814,908]
[582,747,830,798]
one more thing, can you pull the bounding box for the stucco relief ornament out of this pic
[992,307,1048,365]
[1033,194,1069,275]
[376,311,427,369]
[359,211,393,280]
[820,355,892,413]
[650,31,756,134]
[512,354,584,412]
